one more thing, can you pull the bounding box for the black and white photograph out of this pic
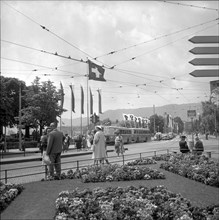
[1,1,219,219]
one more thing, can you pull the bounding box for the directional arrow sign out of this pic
[189,58,219,66]
[189,36,219,44]
[189,47,219,54]
[190,69,219,77]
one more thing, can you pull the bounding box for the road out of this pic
[1,136,218,184]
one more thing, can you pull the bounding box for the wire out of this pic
[1,57,85,77]
[107,21,218,68]
[95,17,219,59]
[162,1,218,11]
[1,39,87,64]
[2,1,94,59]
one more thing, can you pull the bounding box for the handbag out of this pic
[43,154,51,165]
[91,145,95,151]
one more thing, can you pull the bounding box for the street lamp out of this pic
[18,84,22,150]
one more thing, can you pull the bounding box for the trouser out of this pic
[48,153,61,177]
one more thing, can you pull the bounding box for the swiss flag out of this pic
[88,60,106,82]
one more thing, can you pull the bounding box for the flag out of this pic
[81,86,84,114]
[123,113,128,121]
[69,85,75,113]
[97,89,102,114]
[129,114,134,121]
[60,82,64,109]
[90,88,93,115]
[88,60,106,82]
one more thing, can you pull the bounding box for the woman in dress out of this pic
[92,126,107,165]
[114,130,124,157]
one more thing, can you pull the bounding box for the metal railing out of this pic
[0,149,173,184]
[0,148,216,184]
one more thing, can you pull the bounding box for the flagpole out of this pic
[87,59,89,130]
[71,84,72,138]
[60,117,62,131]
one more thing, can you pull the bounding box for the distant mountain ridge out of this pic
[62,103,202,126]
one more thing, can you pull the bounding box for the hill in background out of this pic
[62,103,202,127]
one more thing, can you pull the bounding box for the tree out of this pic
[0,76,26,136]
[149,114,164,134]
[201,100,219,134]
[173,116,184,134]
[21,77,66,135]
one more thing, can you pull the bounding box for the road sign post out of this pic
[189,35,219,78]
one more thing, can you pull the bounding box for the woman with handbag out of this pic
[41,128,52,169]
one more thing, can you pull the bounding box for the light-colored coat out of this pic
[93,130,107,159]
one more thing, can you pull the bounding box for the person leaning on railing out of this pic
[179,135,190,153]
[193,136,204,155]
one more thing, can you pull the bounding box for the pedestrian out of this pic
[46,122,64,180]
[82,135,87,151]
[75,134,82,151]
[205,132,209,140]
[114,129,124,157]
[40,130,47,156]
[86,131,93,149]
[179,135,190,153]
[41,128,52,171]
[92,125,107,165]
[63,134,70,153]
[194,136,204,155]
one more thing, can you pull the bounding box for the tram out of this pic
[102,126,151,145]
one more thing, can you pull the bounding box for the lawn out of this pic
[1,162,219,220]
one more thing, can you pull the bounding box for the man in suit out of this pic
[46,122,64,179]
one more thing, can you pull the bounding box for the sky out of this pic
[1,1,219,120]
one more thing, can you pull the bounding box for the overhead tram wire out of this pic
[106,21,218,69]
[2,39,209,89]
[1,39,176,88]
[1,39,177,86]
[94,17,218,60]
[162,1,219,11]
[4,1,217,75]
[2,1,111,69]
[1,57,86,78]
[3,1,216,94]
[2,1,93,60]
[1,40,87,65]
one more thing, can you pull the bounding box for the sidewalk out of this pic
[0,145,115,165]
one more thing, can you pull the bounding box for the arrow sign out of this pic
[189,36,219,44]
[189,47,219,54]
[190,69,219,77]
[189,58,219,66]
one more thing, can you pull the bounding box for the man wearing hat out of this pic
[46,122,64,179]
[93,125,107,165]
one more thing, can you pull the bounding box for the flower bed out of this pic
[55,185,219,220]
[160,153,219,187]
[80,164,165,183]
[43,164,165,183]
[126,157,157,166]
[0,181,24,213]
[152,153,172,161]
